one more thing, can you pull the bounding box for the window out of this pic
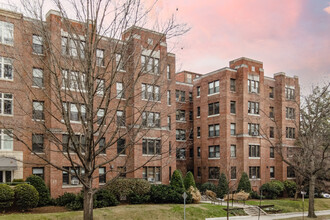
[230,123,236,136]
[99,167,106,184]
[197,127,200,138]
[287,166,295,178]
[0,129,13,151]
[0,57,13,80]
[197,167,201,177]
[197,86,200,97]
[176,129,186,141]
[249,145,260,157]
[142,139,161,155]
[197,147,201,157]
[176,110,186,121]
[251,66,255,71]
[270,167,275,178]
[96,49,104,66]
[249,166,260,179]
[62,134,86,152]
[248,75,260,93]
[208,80,219,94]
[187,74,192,83]
[32,35,43,54]
[208,124,219,137]
[208,102,219,116]
[32,134,44,153]
[142,112,160,128]
[167,90,171,105]
[0,170,12,183]
[230,78,236,92]
[32,167,44,179]
[286,107,295,119]
[248,101,259,114]
[96,79,105,95]
[230,145,236,157]
[269,106,274,118]
[116,110,125,126]
[230,101,236,114]
[286,127,295,139]
[285,87,295,100]
[143,167,161,182]
[269,87,274,98]
[97,109,105,125]
[116,53,125,71]
[0,93,13,115]
[99,138,106,154]
[270,127,274,138]
[209,145,220,158]
[189,129,193,139]
[231,167,237,179]
[167,65,171,79]
[0,21,14,45]
[116,82,124,98]
[61,37,85,58]
[141,84,160,101]
[33,101,44,120]
[189,92,193,102]
[141,55,159,74]
[118,166,126,177]
[62,70,85,91]
[176,148,186,159]
[32,68,43,87]
[167,116,171,130]
[169,141,172,155]
[189,111,193,121]
[63,102,85,122]
[117,138,125,155]
[208,167,220,179]
[189,148,193,157]
[62,167,83,185]
[248,123,259,136]
[175,90,185,102]
[270,147,275,158]
[197,107,200,117]
[287,147,295,158]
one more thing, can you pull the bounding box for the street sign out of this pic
[182,192,187,199]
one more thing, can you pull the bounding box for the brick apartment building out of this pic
[0,8,299,197]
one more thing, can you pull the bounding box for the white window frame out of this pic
[32,35,43,54]
[0,21,14,46]
[0,56,13,80]
[0,93,13,116]
[32,68,43,87]
[0,129,13,151]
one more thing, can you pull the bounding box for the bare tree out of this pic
[260,83,330,218]
[0,0,189,219]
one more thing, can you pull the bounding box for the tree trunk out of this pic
[83,184,94,220]
[308,175,317,218]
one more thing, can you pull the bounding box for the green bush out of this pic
[149,184,192,204]
[26,175,51,206]
[14,183,39,211]
[0,184,15,210]
[170,170,185,191]
[94,189,119,208]
[107,178,151,200]
[66,193,83,211]
[128,192,150,204]
[184,171,196,189]
[260,180,284,199]
[200,182,217,193]
[12,179,24,182]
[55,192,77,206]
[283,180,297,198]
[250,190,265,199]
[237,172,251,193]
[217,173,229,198]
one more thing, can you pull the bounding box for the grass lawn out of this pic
[277,214,330,220]
[244,198,330,213]
[0,204,232,220]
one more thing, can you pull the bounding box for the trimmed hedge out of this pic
[260,180,284,199]
[283,180,297,198]
[170,170,185,191]
[94,189,119,208]
[66,193,83,211]
[14,183,39,211]
[107,178,151,200]
[149,184,192,204]
[237,172,251,193]
[200,182,217,193]
[0,184,15,210]
[26,175,51,206]
[184,171,196,189]
[55,192,77,206]
[217,173,229,198]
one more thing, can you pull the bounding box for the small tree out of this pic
[184,171,196,189]
[26,175,51,206]
[170,170,185,191]
[217,173,229,199]
[237,172,251,193]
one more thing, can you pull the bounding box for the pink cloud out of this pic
[324,5,330,14]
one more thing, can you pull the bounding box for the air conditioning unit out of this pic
[252,175,256,179]
[252,131,258,136]
[71,179,79,185]
[148,177,154,182]
[251,88,257,93]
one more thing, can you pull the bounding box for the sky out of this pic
[1,0,329,93]
[144,0,330,94]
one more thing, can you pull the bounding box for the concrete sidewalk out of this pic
[206,209,330,220]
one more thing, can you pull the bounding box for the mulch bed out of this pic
[1,206,68,215]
